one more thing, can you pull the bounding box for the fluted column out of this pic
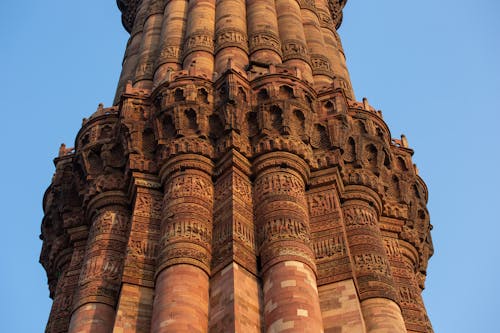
[45,249,72,333]
[133,0,165,89]
[45,213,87,333]
[68,192,130,333]
[254,152,323,333]
[182,0,216,79]
[114,1,150,103]
[214,0,249,74]
[275,0,313,83]
[316,0,354,98]
[398,240,433,333]
[300,2,332,87]
[341,186,406,333]
[151,154,214,333]
[153,0,188,85]
[246,0,282,64]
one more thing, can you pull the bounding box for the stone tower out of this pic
[40,1,434,332]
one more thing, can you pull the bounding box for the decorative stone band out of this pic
[45,255,73,333]
[159,153,214,184]
[282,39,311,63]
[252,151,311,185]
[399,239,421,273]
[156,37,183,67]
[297,0,317,12]
[86,190,130,221]
[341,186,399,302]
[311,53,335,78]
[156,154,214,276]
[118,0,348,34]
[182,29,215,60]
[214,27,249,54]
[253,152,316,272]
[135,61,155,82]
[253,155,323,333]
[395,240,431,332]
[74,207,130,309]
[211,150,257,274]
[317,8,335,31]
[248,30,283,57]
[70,190,130,309]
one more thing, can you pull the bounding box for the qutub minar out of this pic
[40,1,434,332]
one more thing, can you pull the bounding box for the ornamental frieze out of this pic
[183,30,214,56]
[215,28,248,53]
[282,39,311,63]
[249,31,282,56]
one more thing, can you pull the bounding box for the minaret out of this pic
[40,1,434,332]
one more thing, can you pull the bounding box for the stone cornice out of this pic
[328,0,348,29]
[117,0,142,33]
[118,0,348,33]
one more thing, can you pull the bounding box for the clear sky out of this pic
[0,1,498,332]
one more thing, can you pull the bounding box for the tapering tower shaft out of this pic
[40,2,434,333]
[115,0,354,102]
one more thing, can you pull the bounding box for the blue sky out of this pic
[0,1,498,332]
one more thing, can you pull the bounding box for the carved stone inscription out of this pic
[308,185,351,284]
[313,234,346,259]
[343,203,397,301]
[122,187,162,285]
[80,256,121,285]
[165,174,213,201]
[254,172,304,199]
[135,194,162,220]
[258,217,309,245]
[163,220,212,244]
[344,206,377,227]
[212,169,256,272]
[308,191,337,217]
[254,168,315,270]
[77,210,129,307]
[159,171,214,272]
[88,211,129,240]
[215,28,248,53]
[184,31,214,54]
[249,31,282,55]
